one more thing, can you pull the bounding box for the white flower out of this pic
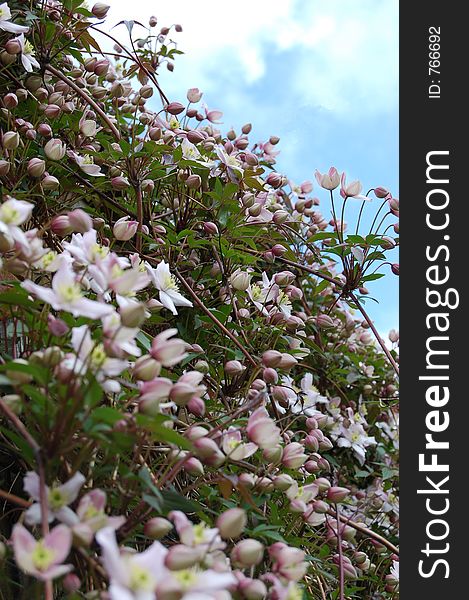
[23,471,85,526]
[97,527,168,600]
[147,261,193,315]
[0,197,34,249]
[390,560,399,580]
[336,422,376,465]
[0,3,29,33]
[69,151,104,177]
[15,34,40,72]
[21,258,114,319]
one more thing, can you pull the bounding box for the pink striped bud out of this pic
[203,221,219,235]
[262,367,278,384]
[51,215,72,236]
[186,130,205,144]
[187,396,205,417]
[183,456,205,475]
[111,176,130,190]
[92,3,110,18]
[27,158,46,178]
[166,102,185,115]
[113,216,138,240]
[262,350,282,367]
[266,172,283,188]
[44,138,66,160]
[225,360,246,376]
[38,123,52,137]
[327,486,350,503]
[282,442,308,469]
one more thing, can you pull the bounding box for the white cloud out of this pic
[100,0,398,115]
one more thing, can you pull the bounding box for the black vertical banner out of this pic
[400,2,465,597]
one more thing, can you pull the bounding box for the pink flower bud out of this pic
[203,221,219,235]
[44,138,66,160]
[206,109,223,123]
[111,176,130,190]
[37,123,52,137]
[278,353,298,370]
[186,130,205,144]
[3,93,18,109]
[230,270,251,291]
[315,314,335,328]
[374,186,389,198]
[263,445,282,463]
[5,38,22,55]
[315,167,340,190]
[231,539,264,567]
[315,477,331,493]
[68,209,93,233]
[51,214,72,236]
[239,578,267,600]
[47,315,69,337]
[225,360,246,376]
[2,131,19,150]
[391,263,399,276]
[144,517,172,539]
[186,174,202,189]
[282,442,307,469]
[187,88,203,103]
[187,396,205,417]
[389,328,399,343]
[273,210,289,224]
[262,350,282,367]
[183,456,205,475]
[41,175,60,190]
[274,271,295,286]
[273,474,295,491]
[166,102,185,115]
[262,367,278,384]
[327,486,350,503]
[120,302,147,328]
[27,157,46,178]
[241,123,252,134]
[165,545,201,570]
[0,159,10,176]
[133,355,161,381]
[63,573,81,593]
[44,104,61,119]
[217,508,247,539]
[113,216,138,240]
[91,3,110,17]
[266,172,283,188]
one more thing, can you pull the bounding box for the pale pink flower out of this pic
[161,567,236,599]
[281,443,308,469]
[150,328,188,366]
[22,260,114,319]
[72,490,125,546]
[269,542,308,582]
[96,527,168,600]
[315,167,340,190]
[69,151,104,177]
[285,482,319,513]
[23,471,85,526]
[340,172,370,201]
[169,511,224,552]
[12,524,73,581]
[336,422,376,465]
[147,261,192,315]
[0,197,34,249]
[222,427,258,461]
[69,325,129,392]
[63,229,110,266]
[170,371,206,407]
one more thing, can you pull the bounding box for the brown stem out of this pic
[172,268,258,368]
[0,398,49,536]
[0,488,31,508]
[335,505,345,600]
[349,292,399,376]
[45,64,121,141]
[136,184,143,253]
[328,509,399,555]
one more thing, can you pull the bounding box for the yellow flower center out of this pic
[58,282,82,302]
[24,41,35,56]
[32,542,55,571]
[351,432,361,443]
[162,273,178,291]
[41,251,57,268]
[0,205,18,224]
[250,284,262,301]
[129,565,154,591]
[48,487,66,510]
[287,584,303,600]
[192,523,207,545]
[82,154,94,165]
[174,569,198,588]
[90,344,107,369]
[90,243,109,261]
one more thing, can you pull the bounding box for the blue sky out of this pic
[104,0,399,334]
